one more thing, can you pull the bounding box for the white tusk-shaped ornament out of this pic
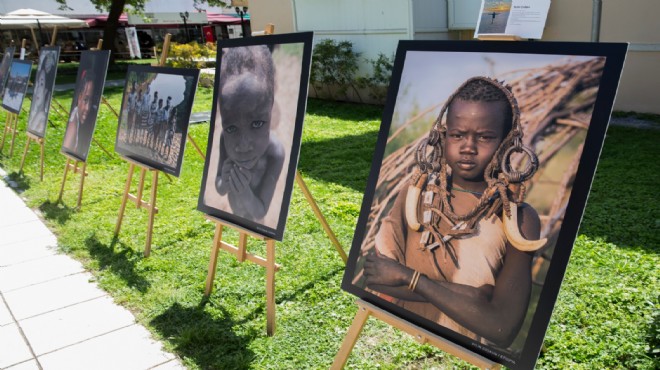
[405,185,421,231]
[503,203,547,251]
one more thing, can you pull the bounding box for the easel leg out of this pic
[19,137,30,173]
[39,139,44,181]
[237,233,248,262]
[266,239,276,336]
[9,115,18,156]
[187,133,205,160]
[58,159,71,203]
[295,171,348,263]
[77,162,87,209]
[330,305,371,370]
[204,223,223,296]
[144,170,158,257]
[115,164,135,237]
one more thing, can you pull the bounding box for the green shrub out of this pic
[311,39,363,102]
[166,41,216,69]
[357,53,394,103]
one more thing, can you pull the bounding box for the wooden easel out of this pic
[0,111,19,156]
[477,35,523,41]
[332,300,501,369]
[57,154,88,209]
[204,215,279,335]
[19,133,45,180]
[114,157,159,257]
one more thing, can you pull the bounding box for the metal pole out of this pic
[591,0,602,42]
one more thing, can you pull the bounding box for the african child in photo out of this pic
[363,77,546,348]
[215,45,285,222]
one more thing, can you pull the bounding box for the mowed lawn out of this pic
[1,81,658,370]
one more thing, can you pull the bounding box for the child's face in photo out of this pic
[444,99,507,186]
[220,73,273,169]
[77,79,95,124]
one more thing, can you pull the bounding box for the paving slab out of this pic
[19,295,136,355]
[0,323,33,368]
[3,272,106,321]
[0,254,85,292]
[0,235,58,266]
[38,324,176,370]
[0,298,13,326]
[0,219,54,248]
[5,359,40,370]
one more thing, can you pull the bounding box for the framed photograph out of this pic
[60,50,110,162]
[341,40,627,369]
[197,32,313,241]
[27,46,61,138]
[114,65,200,177]
[0,46,15,94]
[1,59,33,114]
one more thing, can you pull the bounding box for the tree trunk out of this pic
[101,0,126,64]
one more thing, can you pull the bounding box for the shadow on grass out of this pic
[306,98,383,122]
[39,200,75,224]
[1,170,32,194]
[83,234,151,293]
[150,301,255,370]
[298,131,377,192]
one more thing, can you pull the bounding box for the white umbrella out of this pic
[0,8,89,49]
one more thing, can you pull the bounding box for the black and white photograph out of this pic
[0,46,15,94]
[27,46,60,138]
[114,64,199,177]
[61,50,110,162]
[1,59,33,114]
[197,32,313,241]
[342,40,627,369]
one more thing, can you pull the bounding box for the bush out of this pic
[357,53,394,103]
[166,41,216,69]
[310,39,362,102]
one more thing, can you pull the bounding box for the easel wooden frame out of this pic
[332,300,501,369]
[19,132,45,180]
[0,111,19,156]
[114,156,160,257]
[57,154,88,209]
[204,215,280,335]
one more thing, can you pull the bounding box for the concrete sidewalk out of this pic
[0,168,185,370]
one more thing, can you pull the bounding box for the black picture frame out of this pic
[1,59,33,114]
[27,46,61,138]
[341,40,627,370]
[0,46,15,94]
[197,31,313,241]
[60,50,111,162]
[114,64,200,177]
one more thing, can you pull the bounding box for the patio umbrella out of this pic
[0,8,88,49]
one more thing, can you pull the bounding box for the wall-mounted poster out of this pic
[60,50,110,162]
[342,40,627,370]
[114,65,199,177]
[197,32,313,241]
[0,46,15,94]
[1,59,33,114]
[27,46,61,138]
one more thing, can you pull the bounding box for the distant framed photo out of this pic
[114,65,200,177]
[342,40,627,370]
[0,46,15,93]
[60,50,110,162]
[1,59,33,114]
[27,46,61,138]
[197,32,313,241]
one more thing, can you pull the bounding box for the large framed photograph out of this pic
[27,46,61,138]
[197,32,313,241]
[0,46,15,94]
[60,50,110,162]
[1,59,33,114]
[114,65,199,177]
[342,41,627,369]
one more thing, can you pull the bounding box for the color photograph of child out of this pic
[61,50,110,162]
[200,38,310,236]
[346,48,611,366]
[27,46,60,138]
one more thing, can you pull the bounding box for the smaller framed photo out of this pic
[2,59,33,114]
[61,50,111,162]
[27,46,61,138]
[0,46,15,93]
[114,64,200,177]
[197,32,314,241]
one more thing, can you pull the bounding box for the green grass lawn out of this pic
[0,87,658,370]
